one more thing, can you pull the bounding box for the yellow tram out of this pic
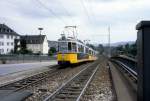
[57,34,97,65]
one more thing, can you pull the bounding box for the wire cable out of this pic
[35,0,67,25]
[80,0,92,24]
[56,0,74,24]
[86,0,96,24]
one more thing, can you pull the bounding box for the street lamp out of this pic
[38,28,43,35]
[38,27,43,62]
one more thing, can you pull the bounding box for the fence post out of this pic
[136,21,150,101]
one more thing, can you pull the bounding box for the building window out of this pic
[3,28,5,32]
[7,35,9,39]
[7,48,9,52]
[11,42,13,46]
[0,49,1,54]
[0,49,4,54]
[0,35,4,38]
[7,42,9,46]
[11,35,13,39]
[7,29,9,32]
[15,36,18,39]
[0,42,4,46]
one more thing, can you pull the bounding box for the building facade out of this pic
[0,24,20,54]
[21,35,49,54]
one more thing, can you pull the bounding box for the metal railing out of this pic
[112,59,137,81]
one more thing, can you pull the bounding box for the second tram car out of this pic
[57,34,97,65]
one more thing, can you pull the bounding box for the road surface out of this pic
[0,60,57,76]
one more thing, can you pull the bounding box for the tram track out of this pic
[43,62,100,101]
[0,65,60,100]
[0,62,95,101]
[0,61,100,101]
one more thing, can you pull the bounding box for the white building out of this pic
[0,24,20,54]
[21,35,49,54]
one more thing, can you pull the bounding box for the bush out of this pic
[48,47,56,56]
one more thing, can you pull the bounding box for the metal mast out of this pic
[108,26,111,57]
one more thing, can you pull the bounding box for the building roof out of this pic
[21,35,46,44]
[0,24,20,36]
[48,40,58,48]
[48,40,58,44]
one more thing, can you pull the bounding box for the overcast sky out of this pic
[0,0,149,44]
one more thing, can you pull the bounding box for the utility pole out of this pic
[108,26,111,58]
[38,27,43,62]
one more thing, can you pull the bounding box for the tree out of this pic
[128,43,137,56]
[116,45,123,51]
[86,44,96,50]
[97,44,104,54]
[16,39,33,54]
[115,42,137,57]
[48,47,56,56]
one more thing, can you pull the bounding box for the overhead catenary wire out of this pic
[56,0,75,24]
[84,0,111,45]
[80,0,97,43]
[86,0,96,24]
[80,0,92,24]
[35,0,67,25]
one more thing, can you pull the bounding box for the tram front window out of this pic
[58,42,68,53]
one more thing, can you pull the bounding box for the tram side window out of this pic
[81,45,84,52]
[92,51,94,55]
[89,50,91,55]
[86,48,88,53]
[78,45,81,52]
[78,45,84,53]
[72,43,77,52]
[68,42,71,51]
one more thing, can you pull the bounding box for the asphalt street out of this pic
[0,60,57,76]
